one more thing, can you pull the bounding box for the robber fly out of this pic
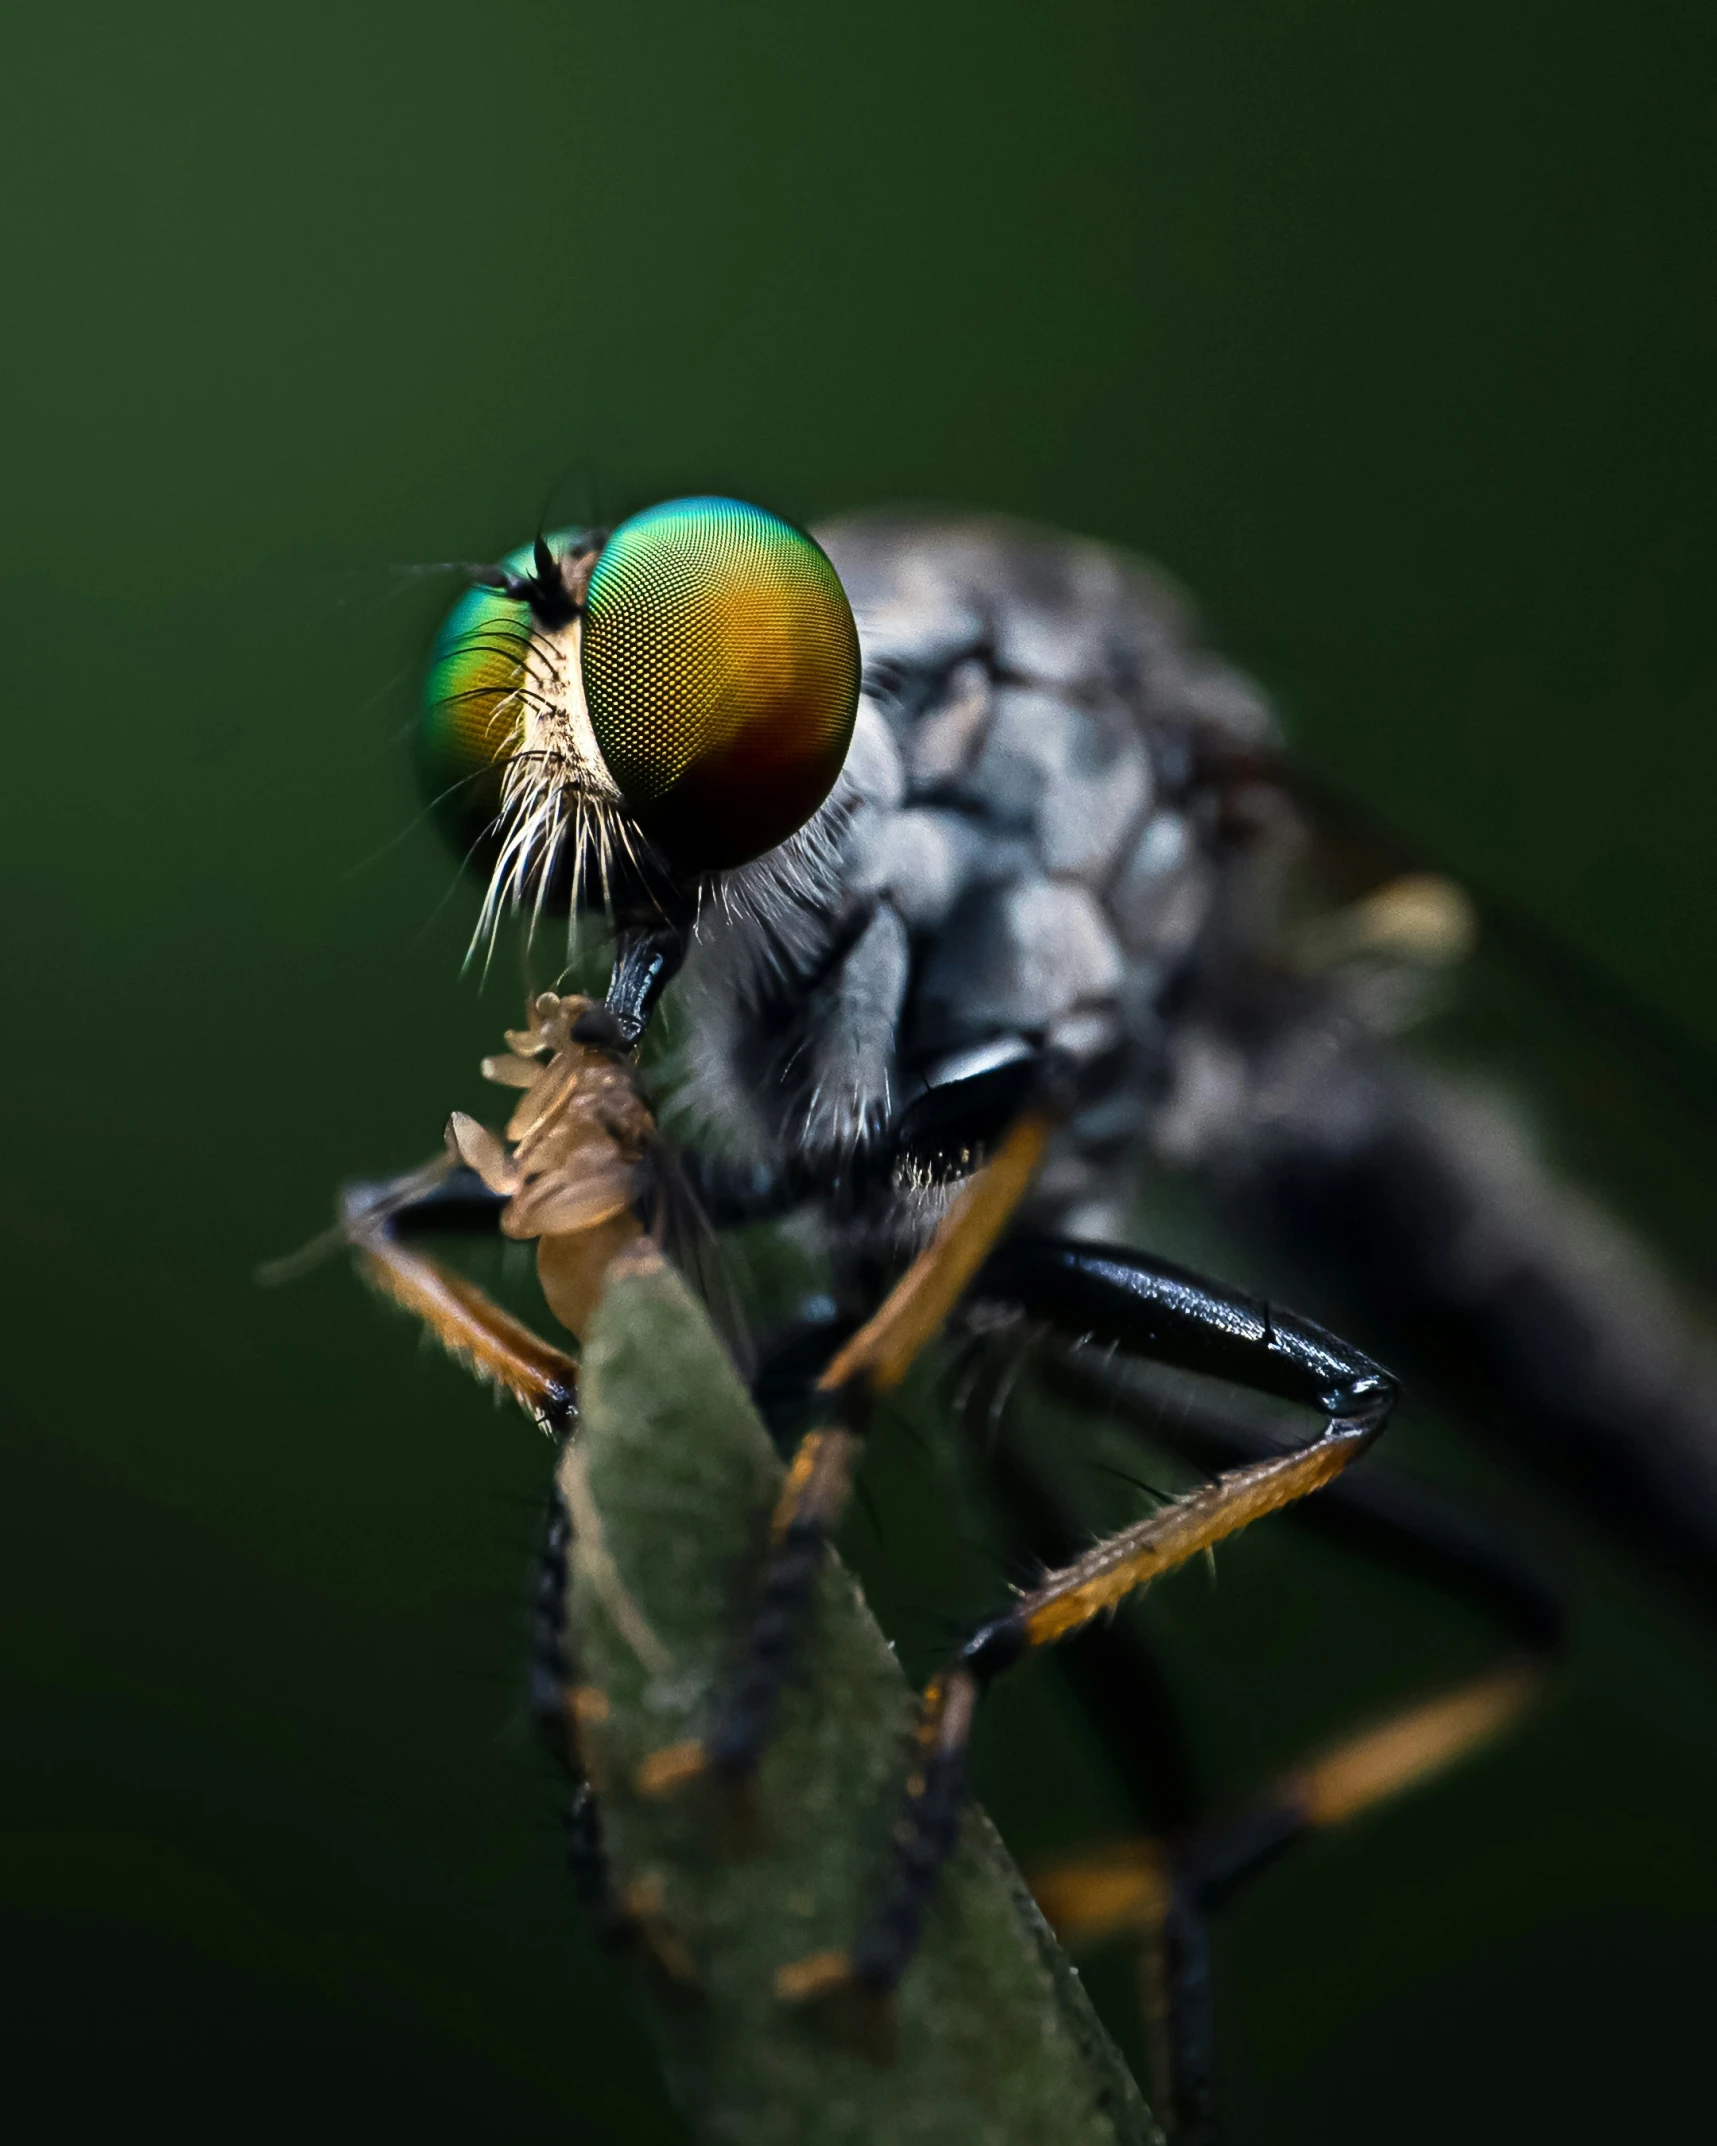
[334,497,1714,2140]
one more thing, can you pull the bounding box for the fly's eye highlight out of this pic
[580,497,860,872]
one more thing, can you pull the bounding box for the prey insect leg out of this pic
[776,1234,1396,2014]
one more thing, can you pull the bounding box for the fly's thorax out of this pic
[666,511,1307,1239]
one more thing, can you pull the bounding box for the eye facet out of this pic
[418,534,576,864]
[580,497,860,872]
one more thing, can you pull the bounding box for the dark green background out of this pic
[3,4,1714,2140]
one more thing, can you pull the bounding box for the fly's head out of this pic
[418,496,862,1026]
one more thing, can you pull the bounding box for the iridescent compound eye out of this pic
[580,497,860,872]
[417,533,581,865]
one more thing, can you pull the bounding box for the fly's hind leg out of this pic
[340,1158,579,1432]
[1013,1344,1561,2142]
[1032,1676,1547,2146]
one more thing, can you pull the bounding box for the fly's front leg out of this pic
[633,1055,1078,1803]
[338,987,666,1430]
[776,1236,1397,2019]
[531,1476,698,1980]
[341,1159,578,1431]
[529,1483,623,1934]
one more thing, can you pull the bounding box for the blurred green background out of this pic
[3,3,1714,2139]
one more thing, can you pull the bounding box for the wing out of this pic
[1204,765,1717,1600]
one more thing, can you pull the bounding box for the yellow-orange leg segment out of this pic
[341,1171,578,1431]
[1031,1659,1545,2139]
[776,1399,1390,2009]
[988,1332,1564,2138]
[769,1226,1414,2012]
[638,1086,1070,1800]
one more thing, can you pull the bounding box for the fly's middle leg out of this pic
[632,1057,1077,1803]
[772,1235,1399,2032]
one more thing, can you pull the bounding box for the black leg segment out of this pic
[977,1236,1397,1427]
[811,1235,1399,2018]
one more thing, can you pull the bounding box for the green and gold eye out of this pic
[419,500,859,883]
[416,534,577,864]
[580,497,859,872]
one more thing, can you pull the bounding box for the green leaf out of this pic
[562,1248,1157,2146]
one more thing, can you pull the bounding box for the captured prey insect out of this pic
[333,496,1710,2138]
